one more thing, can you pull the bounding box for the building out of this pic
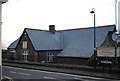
[7,39,19,60]
[8,25,118,65]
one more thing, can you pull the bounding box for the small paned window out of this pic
[23,41,27,49]
[22,50,28,62]
[47,53,55,62]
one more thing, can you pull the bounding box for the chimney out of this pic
[49,25,55,34]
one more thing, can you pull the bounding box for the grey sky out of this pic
[1,0,118,49]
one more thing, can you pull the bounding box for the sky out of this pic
[1,0,118,49]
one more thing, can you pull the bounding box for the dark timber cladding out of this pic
[8,25,116,65]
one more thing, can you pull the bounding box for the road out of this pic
[2,66,119,81]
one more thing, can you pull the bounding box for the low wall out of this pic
[2,60,120,73]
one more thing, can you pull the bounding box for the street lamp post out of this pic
[115,38,120,63]
[90,8,97,70]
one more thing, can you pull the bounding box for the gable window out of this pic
[23,41,27,49]
[22,50,28,62]
[47,53,55,62]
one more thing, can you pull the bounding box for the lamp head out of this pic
[90,8,95,14]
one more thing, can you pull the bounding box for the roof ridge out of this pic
[56,24,115,32]
[24,24,115,32]
[25,28,48,31]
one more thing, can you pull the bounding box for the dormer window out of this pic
[23,41,27,49]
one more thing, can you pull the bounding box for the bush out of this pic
[86,59,100,66]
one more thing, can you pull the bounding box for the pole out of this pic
[0,1,8,80]
[115,46,118,63]
[115,0,117,30]
[0,2,2,80]
[94,14,96,49]
[94,13,97,70]
[90,8,97,70]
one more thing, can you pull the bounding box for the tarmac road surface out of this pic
[2,66,119,81]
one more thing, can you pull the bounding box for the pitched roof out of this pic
[57,25,115,58]
[25,29,62,51]
[8,25,115,58]
[8,39,19,49]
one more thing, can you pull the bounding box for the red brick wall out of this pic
[37,51,61,63]
[16,31,37,62]
[37,51,47,63]
[15,30,62,63]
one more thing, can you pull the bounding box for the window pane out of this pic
[23,41,27,49]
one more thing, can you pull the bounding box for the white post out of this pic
[0,2,2,80]
[118,1,120,33]
[115,0,117,31]
[0,0,8,80]
[117,1,120,58]
[0,1,2,67]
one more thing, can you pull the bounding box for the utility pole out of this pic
[0,0,8,80]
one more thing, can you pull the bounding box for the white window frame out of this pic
[22,50,28,62]
[23,41,27,49]
[47,53,55,62]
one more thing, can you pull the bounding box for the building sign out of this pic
[97,48,115,57]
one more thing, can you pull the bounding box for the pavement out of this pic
[2,61,120,80]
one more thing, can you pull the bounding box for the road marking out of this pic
[52,75,58,76]
[74,77,95,81]
[43,76,55,79]
[3,66,118,81]
[9,71,31,76]
[17,72,31,76]
[74,77,80,79]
